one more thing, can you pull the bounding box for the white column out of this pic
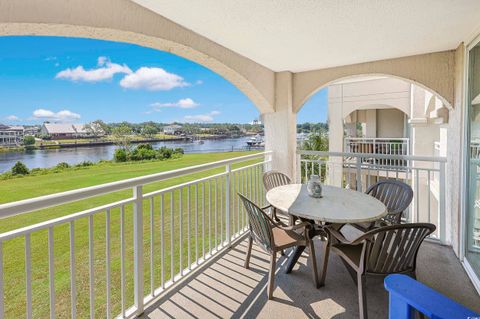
[364,109,377,138]
[327,85,344,186]
[263,71,297,180]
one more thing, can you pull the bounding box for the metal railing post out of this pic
[356,156,362,191]
[225,164,231,246]
[439,162,446,244]
[133,185,144,315]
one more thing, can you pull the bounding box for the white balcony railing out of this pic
[0,152,271,319]
[297,150,447,243]
[344,137,410,167]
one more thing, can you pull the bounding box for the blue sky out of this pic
[0,36,327,125]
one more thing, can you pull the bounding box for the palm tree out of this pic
[300,131,329,181]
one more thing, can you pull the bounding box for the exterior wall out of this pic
[449,44,466,256]
[330,77,412,119]
[0,0,275,114]
[377,109,405,138]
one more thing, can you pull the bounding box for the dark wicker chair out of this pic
[323,223,435,319]
[263,170,293,223]
[352,179,414,232]
[239,193,319,299]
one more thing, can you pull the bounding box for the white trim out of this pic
[463,259,480,295]
[460,40,471,262]
[461,32,480,289]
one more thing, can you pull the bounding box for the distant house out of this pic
[0,124,24,146]
[24,126,40,136]
[40,123,104,139]
[163,125,183,135]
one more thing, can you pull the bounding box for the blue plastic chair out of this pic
[384,274,479,319]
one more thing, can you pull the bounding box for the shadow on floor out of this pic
[141,230,480,319]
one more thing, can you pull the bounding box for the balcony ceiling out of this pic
[132,0,480,72]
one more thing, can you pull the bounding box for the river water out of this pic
[0,136,258,173]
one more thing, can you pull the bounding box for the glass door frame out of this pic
[462,32,480,294]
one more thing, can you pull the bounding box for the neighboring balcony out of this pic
[344,137,410,168]
[0,152,478,318]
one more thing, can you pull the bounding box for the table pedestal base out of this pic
[285,221,330,287]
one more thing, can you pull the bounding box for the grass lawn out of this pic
[0,151,266,318]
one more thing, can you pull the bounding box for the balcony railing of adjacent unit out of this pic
[297,150,447,243]
[0,152,271,319]
[344,137,410,167]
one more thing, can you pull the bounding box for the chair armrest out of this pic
[327,227,352,244]
[278,221,311,232]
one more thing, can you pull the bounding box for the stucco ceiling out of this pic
[132,0,480,72]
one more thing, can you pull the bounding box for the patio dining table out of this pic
[266,183,387,286]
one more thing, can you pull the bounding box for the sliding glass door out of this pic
[466,41,480,280]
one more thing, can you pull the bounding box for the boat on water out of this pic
[246,134,264,146]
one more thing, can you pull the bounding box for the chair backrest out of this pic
[366,179,413,224]
[263,170,291,192]
[360,223,435,275]
[238,193,274,252]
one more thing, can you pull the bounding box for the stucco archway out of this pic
[293,50,456,113]
[0,0,275,114]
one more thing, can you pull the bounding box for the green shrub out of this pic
[130,146,157,161]
[158,146,173,159]
[0,172,13,180]
[55,162,70,169]
[39,134,51,140]
[75,161,94,167]
[136,143,153,150]
[114,148,128,162]
[112,144,183,162]
[23,135,36,146]
[11,161,29,175]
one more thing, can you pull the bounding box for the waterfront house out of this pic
[0,124,24,146]
[40,123,104,139]
[40,123,82,139]
[163,124,183,135]
[1,1,480,318]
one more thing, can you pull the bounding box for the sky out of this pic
[0,36,327,125]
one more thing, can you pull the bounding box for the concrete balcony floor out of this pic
[142,228,480,319]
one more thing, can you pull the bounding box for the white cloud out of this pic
[32,109,81,122]
[120,67,189,91]
[150,98,199,111]
[97,56,108,66]
[184,111,220,123]
[55,56,132,82]
[195,80,203,85]
[5,115,20,121]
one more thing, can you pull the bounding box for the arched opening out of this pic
[0,23,274,114]
[295,73,453,113]
[297,75,449,239]
[297,75,449,156]
[0,35,265,172]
